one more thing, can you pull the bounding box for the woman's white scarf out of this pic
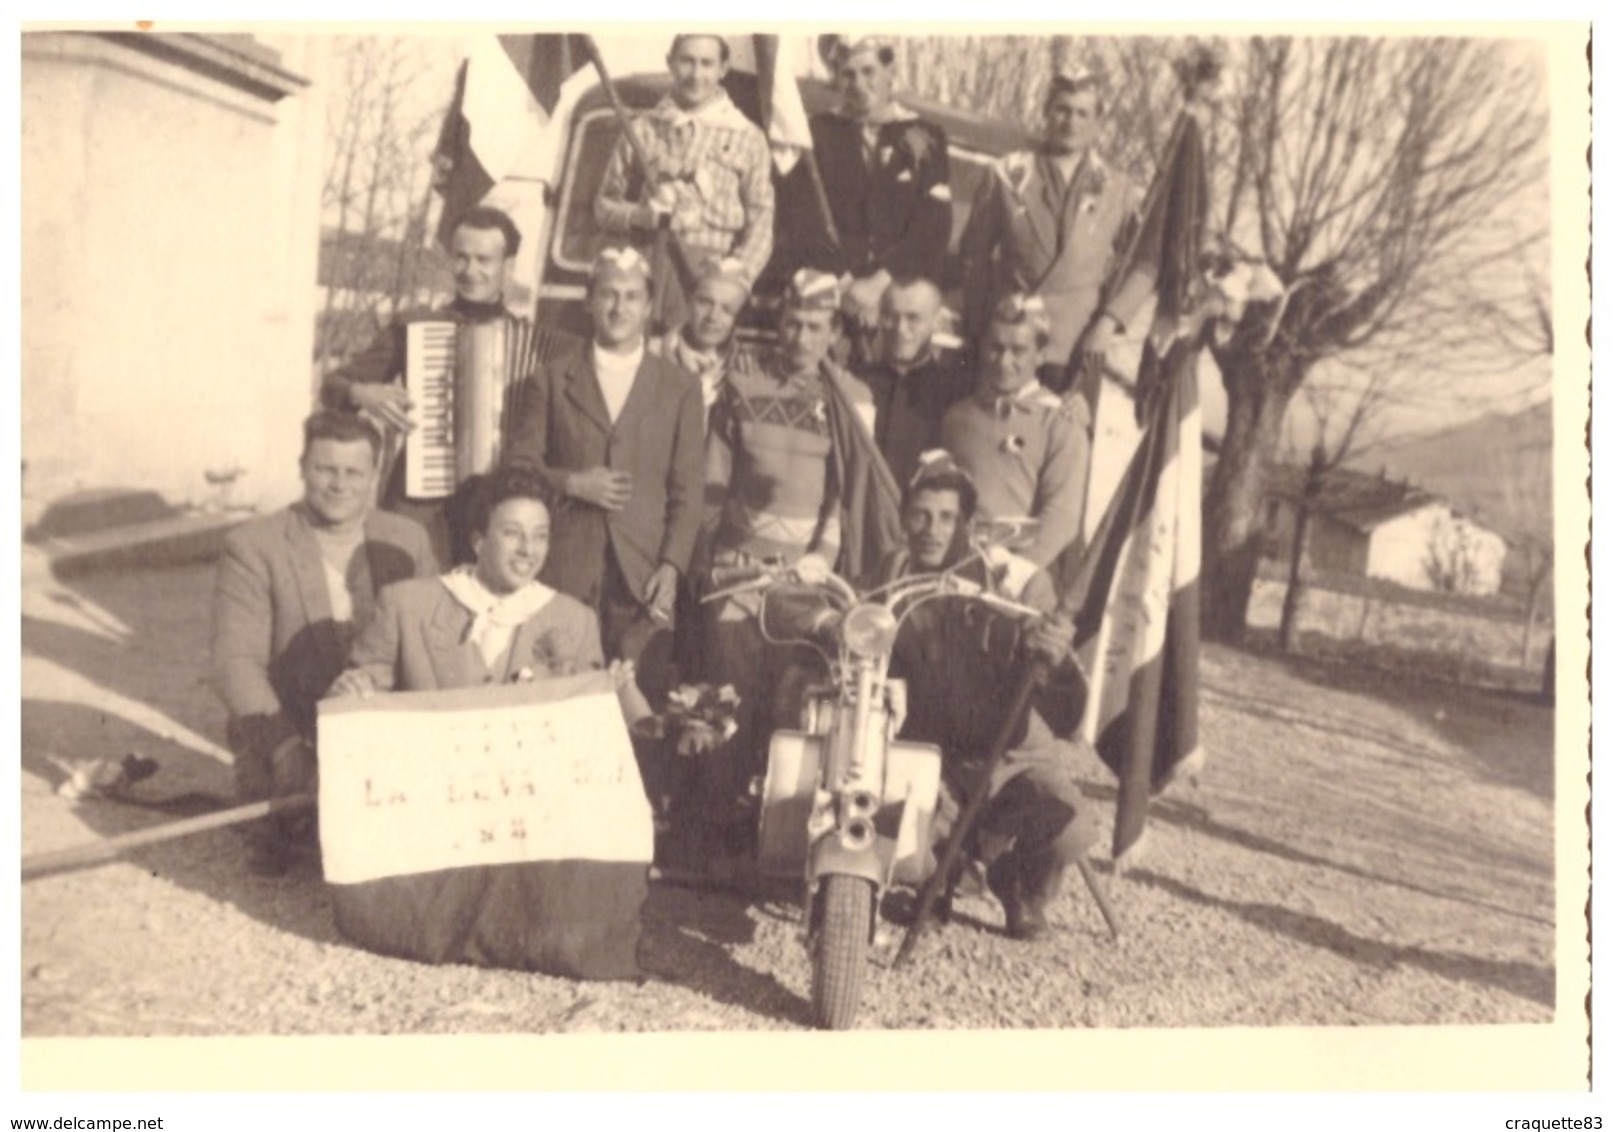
[439,567,556,670]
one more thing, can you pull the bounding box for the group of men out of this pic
[212,33,1147,942]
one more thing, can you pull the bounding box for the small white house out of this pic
[1264,465,1508,597]
[1358,503,1507,596]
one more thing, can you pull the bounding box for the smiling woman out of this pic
[326,467,604,698]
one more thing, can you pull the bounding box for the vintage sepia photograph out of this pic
[14,18,1592,1097]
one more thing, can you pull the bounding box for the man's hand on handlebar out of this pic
[791,552,832,586]
[984,545,1039,600]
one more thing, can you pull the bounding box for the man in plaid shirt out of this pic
[595,34,775,324]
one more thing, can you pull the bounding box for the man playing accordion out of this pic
[321,206,540,567]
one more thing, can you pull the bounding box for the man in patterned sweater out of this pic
[688,269,903,871]
[594,34,774,327]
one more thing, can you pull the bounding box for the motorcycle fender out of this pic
[758,731,821,877]
[808,839,884,889]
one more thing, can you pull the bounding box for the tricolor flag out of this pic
[317,671,652,980]
[747,35,815,175]
[1055,107,1210,865]
[432,34,590,248]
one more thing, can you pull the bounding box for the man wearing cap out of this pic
[649,256,753,434]
[691,268,904,870]
[648,255,754,690]
[873,453,1098,941]
[959,68,1156,409]
[595,34,775,323]
[941,293,1091,588]
[321,206,532,567]
[853,276,972,488]
[785,36,952,341]
[504,247,705,702]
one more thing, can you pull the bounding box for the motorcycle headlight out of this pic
[842,603,899,659]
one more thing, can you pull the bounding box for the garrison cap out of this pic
[784,268,843,312]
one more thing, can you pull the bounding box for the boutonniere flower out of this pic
[811,400,829,425]
[900,124,934,165]
[878,145,894,167]
[1001,434,1028,456]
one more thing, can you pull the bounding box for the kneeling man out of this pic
[878,453,1098,941]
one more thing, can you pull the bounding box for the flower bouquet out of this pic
[631,683,743,757]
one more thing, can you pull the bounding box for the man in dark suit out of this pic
[211,411,437,875]
[782,36,952,360]
[854,276,972,488]
[504,246,705,704]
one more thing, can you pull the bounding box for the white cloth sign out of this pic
[317,673,653,885]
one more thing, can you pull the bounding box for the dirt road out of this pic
[20,554,1560,1039]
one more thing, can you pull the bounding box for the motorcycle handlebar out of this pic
[705,557,1045,622]
[702,559,859,607]
[707,562,776,590]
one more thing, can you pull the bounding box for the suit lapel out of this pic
[503,613,545,683]
[1021,153,1063,260]
[562,351,612,436]
[287,506,336,622]
[423,586,471,689]
[285,506,347,677]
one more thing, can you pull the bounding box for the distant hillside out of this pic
[1350,401,1552,544]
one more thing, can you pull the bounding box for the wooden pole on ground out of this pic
[21,794,316,883]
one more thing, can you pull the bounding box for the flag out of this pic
[432,34,589,248]
[317,671,652,979]
[1054,108,1210,865]
[750,35,815,175]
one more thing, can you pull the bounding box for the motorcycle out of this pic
[706,541,1040,1030]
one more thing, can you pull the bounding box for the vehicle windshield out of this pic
[553,109,624,273]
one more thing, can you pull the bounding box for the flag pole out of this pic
[581,36,699,315]
[21,794,316,882]
[802,150,842,252]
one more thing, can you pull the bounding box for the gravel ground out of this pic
[20,554,1561,1039]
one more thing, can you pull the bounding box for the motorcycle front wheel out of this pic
[811,874,875,1030]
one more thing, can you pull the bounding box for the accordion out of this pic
[402,317,567,500]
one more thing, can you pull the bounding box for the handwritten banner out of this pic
[317,673,653,886]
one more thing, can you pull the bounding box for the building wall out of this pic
[22,32,328,513]
[1363,505,1506,596]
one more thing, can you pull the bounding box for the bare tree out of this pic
[318,37,454,366]
[1422,511,1486,595]
[902,36,1548,644]
[1197,37,1549,641]
[1274,370,1397,650]
[1492,435,1553,667]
